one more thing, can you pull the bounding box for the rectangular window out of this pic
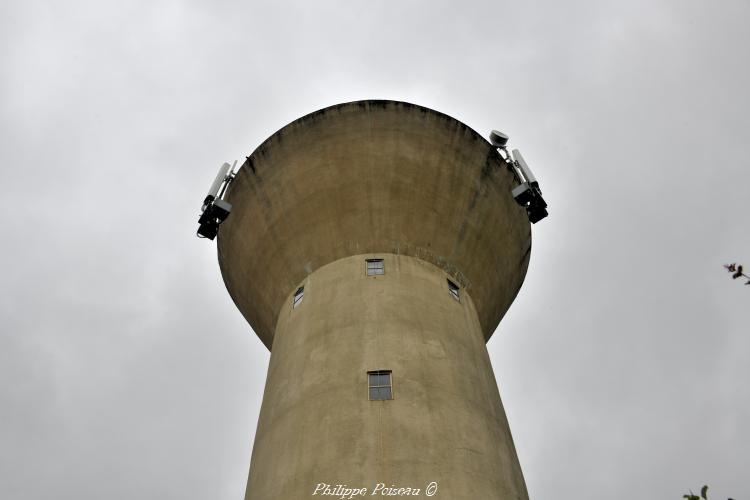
[447,279,460,301]
[366,258,385,276]
[292,286,304,308]
[368,370,392,400]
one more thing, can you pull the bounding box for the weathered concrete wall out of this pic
[217,100,531,349]
[245,254,528,500]
[217,100,533,499]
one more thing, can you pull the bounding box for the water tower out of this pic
[198,100,547,499]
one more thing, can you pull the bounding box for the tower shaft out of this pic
[216,100,534,500]
[245,254,528,499]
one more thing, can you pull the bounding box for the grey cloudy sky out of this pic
[1,1,748,499]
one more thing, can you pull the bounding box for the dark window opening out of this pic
[447,279,460,301]
[366,258,385,276]
[292,286,304,308]
[368,370,392,400]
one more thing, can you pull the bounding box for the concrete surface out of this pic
[244,254,529,500]
[217,100,531,349]
[216,100,532,499]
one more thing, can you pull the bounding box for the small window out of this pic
[447,279,460,301]
[368,370,392,400]
[366,258,384,276]
[292,286,304,308]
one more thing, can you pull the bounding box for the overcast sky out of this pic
[1,1,749,499]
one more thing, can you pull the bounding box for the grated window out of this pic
[366,259,385,276]
[447,279,460,301]
[292,286,304,308]
[368,370,393,400]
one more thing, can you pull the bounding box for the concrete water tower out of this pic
[198,100,547,499]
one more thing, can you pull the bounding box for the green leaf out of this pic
[701,485,708,499]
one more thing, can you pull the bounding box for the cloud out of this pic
[1,1,748,499]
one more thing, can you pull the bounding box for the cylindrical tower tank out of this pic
[217,100,532,499]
